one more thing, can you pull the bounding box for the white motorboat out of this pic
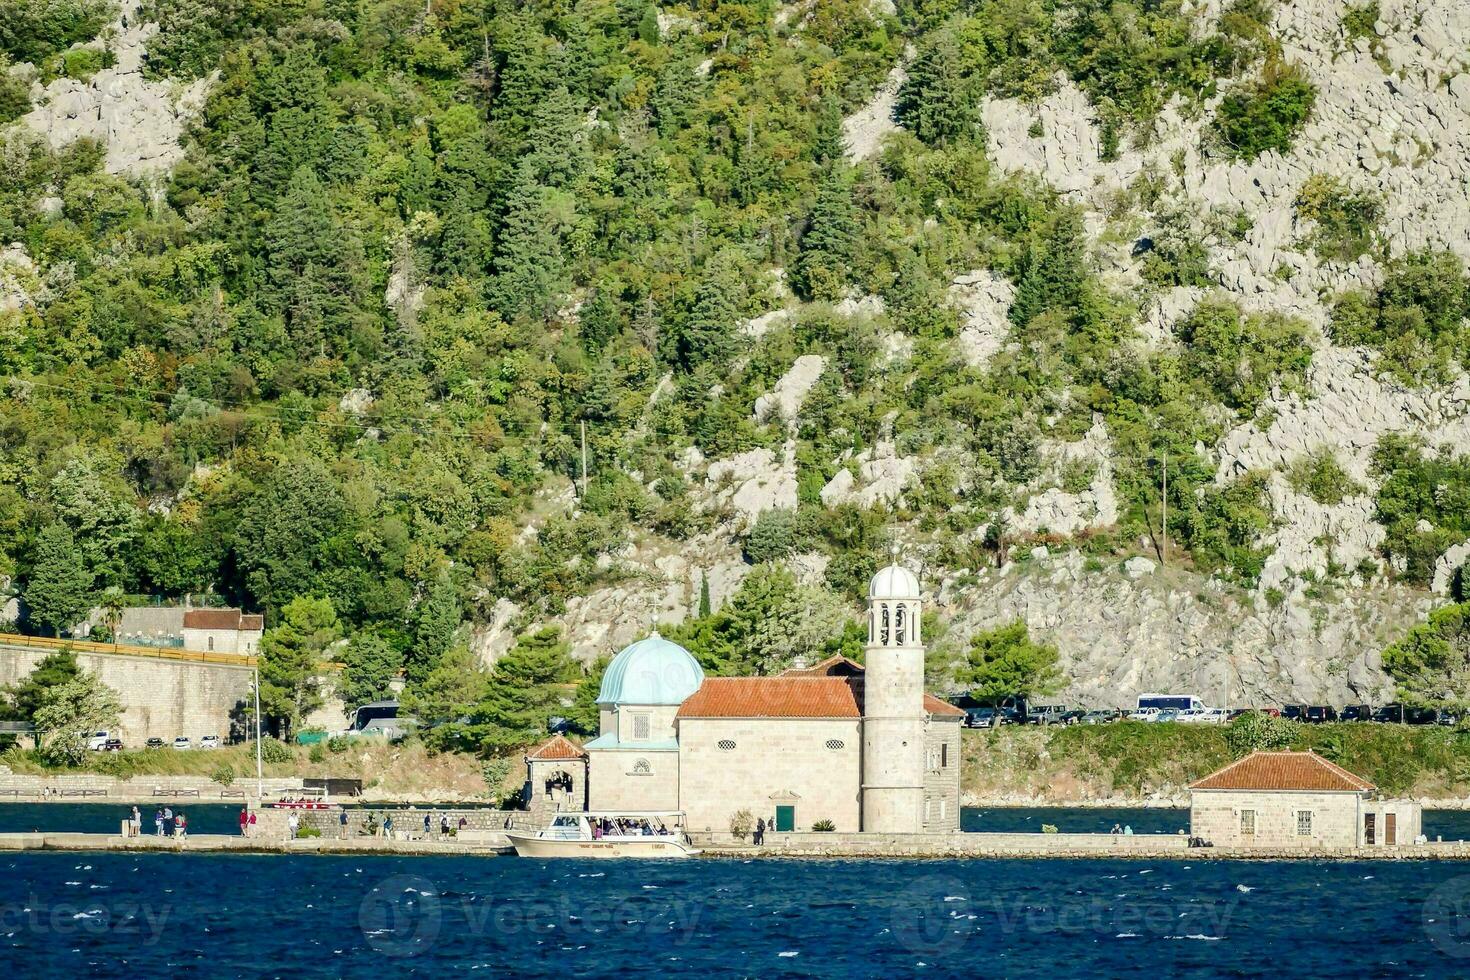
[506,811,700,858]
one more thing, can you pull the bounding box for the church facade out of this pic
[530,561,962,834]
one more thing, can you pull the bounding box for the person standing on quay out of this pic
[163,806,174,837]
[130,805,141,838]
[239,807,249,837]
[154,808,164,836]
[339,807,349,840]
[248,810,257,836]
[288,812,299,840]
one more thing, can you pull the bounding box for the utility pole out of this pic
[254,664,263,801]
[579,420,588,498]
[1160,449,1168,565]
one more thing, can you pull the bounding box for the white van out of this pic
[86,731,113,751]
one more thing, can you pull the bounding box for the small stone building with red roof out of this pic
[181,608,264,655]
[1190,750,1421,847]
[582,562,964,834]
[523,735,588,823]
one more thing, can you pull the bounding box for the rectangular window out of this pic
[632,714,650,740]
[207,636,215,651]
[1240,810,1255,836]
[941,743,950,768]
[939,800,947,821]
[1296,810,1313,837]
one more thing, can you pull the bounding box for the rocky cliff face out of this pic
[474,0,1470,702]
[13,2,212,176]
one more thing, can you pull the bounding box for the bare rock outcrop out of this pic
[754,354,826,424]
[17,3,213,176]
[949,269,1015,369]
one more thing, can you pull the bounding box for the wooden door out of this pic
[1385,812,1397,845]
[1364,812,1375,845]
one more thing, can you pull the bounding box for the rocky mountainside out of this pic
[1,0,1468,711]
[476,0,1470,704]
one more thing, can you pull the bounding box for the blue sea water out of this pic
[3,852,1470,977]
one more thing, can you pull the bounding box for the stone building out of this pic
[181,608,264,655]
[523,734,588,824]
[1190,750,1422,848]
[582,560,964,834]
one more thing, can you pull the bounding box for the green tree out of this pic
[567,654,610,735]
[1,648,79,722]
[1213,59,1316,160]
[235,460,351,616]
[895,29,982,146]
[33,669,121,767]
[25,523,94,637]
[409,574,462,683]
[958,621,1063,701]
[1381,603,1470,707]
[792,170,860,302]
[1009,209,1087,328]
[339,631,403,713]
[458,627,577,752]
[401,645,484,730]
[259,596,341,739]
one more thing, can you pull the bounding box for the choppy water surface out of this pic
[4,852,1470,977]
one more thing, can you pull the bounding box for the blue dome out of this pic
[597,632,705,706]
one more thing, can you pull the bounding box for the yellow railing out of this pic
[0,631,258,668]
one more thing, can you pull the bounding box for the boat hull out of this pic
[505,832,699,859]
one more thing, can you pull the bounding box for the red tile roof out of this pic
[677,677,861,719]
[525,734,586,761]
[1190,751,1375,793]
[239,614,264,631]
[183,609,245,630]
[674,675,966,719]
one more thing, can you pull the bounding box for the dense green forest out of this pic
[2,0,1469,747]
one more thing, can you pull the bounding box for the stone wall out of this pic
[588,747,680,813]
[678,717,862,833]
[1190,789,1363,847]
[0,644,254,745]
[922,718,961,832]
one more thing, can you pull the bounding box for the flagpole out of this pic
[254,664,263,800]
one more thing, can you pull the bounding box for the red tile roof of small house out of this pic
[1190,750,1375,793]
[525,734,587,762]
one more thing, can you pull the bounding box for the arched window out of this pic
[867,609,875,645]
[631,758,652,775]
[880,604,890,645]
[895,604,906,646]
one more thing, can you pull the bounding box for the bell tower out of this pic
[860,555,927,833]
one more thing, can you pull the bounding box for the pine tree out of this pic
[491,167,567,322]
[812,96,847,166]
[340,631,405,712]
[259,596,341,739]
[895,30,981,147]
[699,571,712,618]
[25,523,94,637]
[677,254,744,371]
[1009,208,1088,327]
[793,170,860,302]
[463,627,576,752]
[409,574,462,683]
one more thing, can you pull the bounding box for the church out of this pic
[523,561,963,834]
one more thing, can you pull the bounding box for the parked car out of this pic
[1059,709,1087,725]
[1155,708,1180,723]
[198,735,222,750]
[171,736,192,750]
[1027,705,1070,726]
[1180,707,1230,725]
[1374,703,1407,724]
[1281,705,1307,722]
[1435,709,1461,727]
[1304,705,1338,723]
[1080,709,1122,725]
[86,730,113,751]
[965,707,1003,729]
[145,737,165,749]
[1339,704,1373,722]
[1127,706,1161,722]
[101,738,123,752]
[1226,708,1251,721]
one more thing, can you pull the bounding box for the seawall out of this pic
[0,641,254,745]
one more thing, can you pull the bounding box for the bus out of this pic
[1136,693,1204,712]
